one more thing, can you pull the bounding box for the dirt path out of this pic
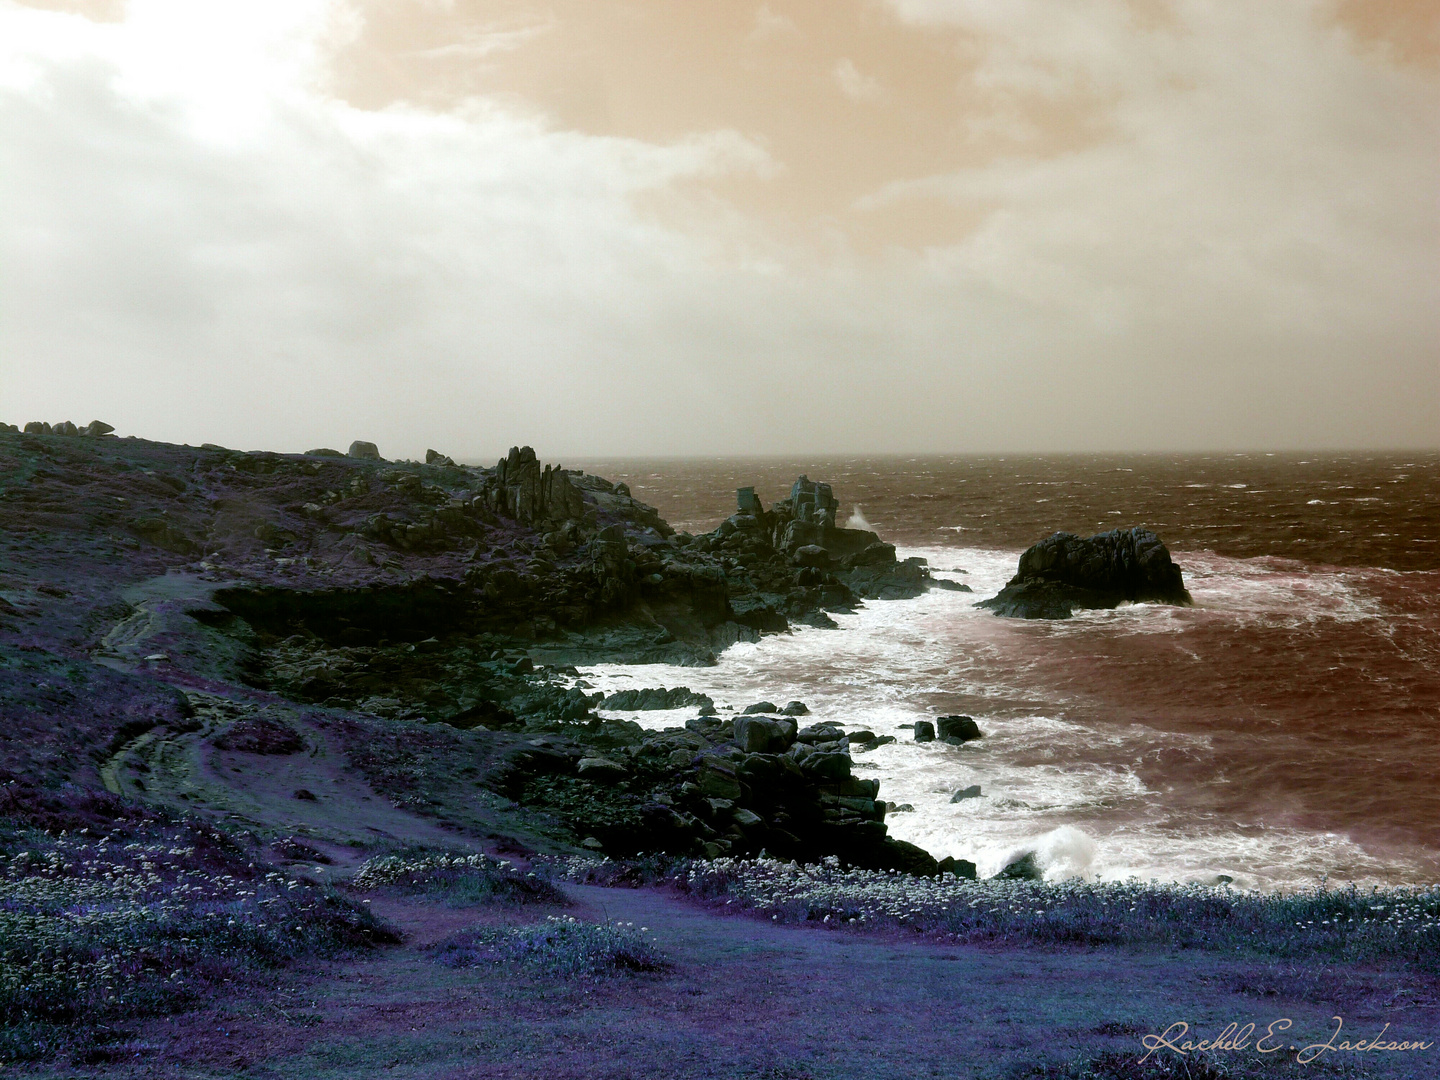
[29,884,1436,1080]
[100,690,475,868]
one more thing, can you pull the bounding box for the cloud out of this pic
[0,0,1436,455]
[833,57,886,102]
[751,3,798,40]
[0,0,793,457]
[404,20,554,62]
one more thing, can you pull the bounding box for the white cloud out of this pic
[0,0,798,457]
[0,0,1435,455]
[833,57,886,102]
[405,18,555,62]
[752,4,799,41]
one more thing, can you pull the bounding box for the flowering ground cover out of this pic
[427,914,670,978]
[351,847,569,907]
[549,855,1440,970]
[0,821,397,1063]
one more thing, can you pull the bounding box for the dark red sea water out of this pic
[570,454,1440,886]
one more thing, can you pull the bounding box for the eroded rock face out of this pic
[979,527,1192,619]
[488,446,586,527]
[691,476,940,609]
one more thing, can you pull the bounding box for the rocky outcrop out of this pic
[0,425,960,877]
[19,419,114,437]
[484,446,587,528]
[979,527,1192,619]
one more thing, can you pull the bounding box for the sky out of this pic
[1,0,1437,458]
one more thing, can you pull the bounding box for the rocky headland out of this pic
[0,424,956,874]
[4,424,1434,1078]
[978,526,1192,619]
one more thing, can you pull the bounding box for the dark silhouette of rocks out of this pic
[483,445,588,528]
[17,419,114,437]
[602,687,714,711]
[937,715,982,744]
[980,527,1192,619]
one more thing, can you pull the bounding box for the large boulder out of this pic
[938,856,978,880]
[979,528,1191,619]
[800,750,851,781]
[576,756,628,782]
[347,440,381,460]
[733,716,795,754]
[936,716,981,744]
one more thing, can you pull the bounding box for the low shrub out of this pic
[350,848,567,907]
[428,916,669,978]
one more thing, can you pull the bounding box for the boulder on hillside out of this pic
[348,440,381,460]
[576,756,628,782]
[979,527,1192,620]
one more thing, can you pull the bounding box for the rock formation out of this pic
[483,445,587,528]
[980,527,1192,619]
[696,476,945,605]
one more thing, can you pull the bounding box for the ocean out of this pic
[566,454,1440,890]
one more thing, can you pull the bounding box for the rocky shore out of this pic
[0,425,960,873]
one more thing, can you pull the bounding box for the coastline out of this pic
[1,427,1437,1075]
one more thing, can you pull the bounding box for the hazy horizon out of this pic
[3,1,1437,458]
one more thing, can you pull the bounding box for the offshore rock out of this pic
[980,527,1192,620]
[936,716,981,744]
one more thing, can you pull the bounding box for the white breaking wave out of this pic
[575,544,1427,890]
